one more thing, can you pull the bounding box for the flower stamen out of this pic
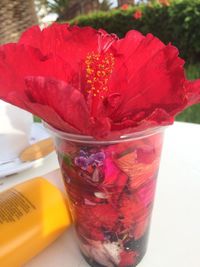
[85,52,115,100]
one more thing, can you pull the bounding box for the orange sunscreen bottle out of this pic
[0,177,72,267]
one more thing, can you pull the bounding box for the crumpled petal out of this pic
[0,43,71,96]
[109,34,186,126]
[25,77,90,134]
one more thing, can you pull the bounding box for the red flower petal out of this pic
[25,76,90,133]
[111,39,185,118]
[119,250,138,267]
[19,24,99,70]
[119,192,149,229]
[0,43,67,95]
[108,30,145,99]
[0,88,78,134]
[136,179,157,207]
[0,43,74,127]
[103,157,128,188]
[110,31,164,92]
[89,116,111,139]
[100,157,128,204]
[137,144,156,164]
[19,24,116,74]
[115,153,159,189]
[74,204,118,240]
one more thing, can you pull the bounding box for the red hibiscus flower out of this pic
[133,10,142,20]
[0,24,200,139]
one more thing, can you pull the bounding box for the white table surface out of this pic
[1,122,200,267]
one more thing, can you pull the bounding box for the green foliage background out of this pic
[176,64,200,123]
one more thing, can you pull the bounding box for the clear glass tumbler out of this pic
[45,123,165,267]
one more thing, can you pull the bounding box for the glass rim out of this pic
[43,121,167,144]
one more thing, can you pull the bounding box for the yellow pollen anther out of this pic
[84,51,115,99]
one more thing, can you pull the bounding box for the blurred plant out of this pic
[185,64,200,80]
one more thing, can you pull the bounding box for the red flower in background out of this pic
[0,24,200,139]
[121,4,129,10]
[133,10,142,20]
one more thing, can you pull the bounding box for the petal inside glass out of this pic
[44,122,166,267]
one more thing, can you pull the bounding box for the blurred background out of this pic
[0,0,200,123]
